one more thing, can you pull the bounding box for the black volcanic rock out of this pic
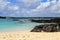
[0,16,6,19]
[31,24,59,32]
[31,20,51,23]
[31,18,60,23]
[42,24,57,32]
[31,25,44,32]
[51,18,60,23]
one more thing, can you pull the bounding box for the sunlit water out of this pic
[0,18,43,32]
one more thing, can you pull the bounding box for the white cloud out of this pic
[0,0,10,10]
[37,2,50,9]
[8,5,19,10]
[30,0,60,14]
[50,0,57,3]
[23,0,40,3]
[48,0,60,13]
[22,0,40,9]
[0,0,60,17]
[22,0,60,17]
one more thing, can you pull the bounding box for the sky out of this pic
[0,0,60,17]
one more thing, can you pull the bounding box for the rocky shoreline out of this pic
[31,18,60,32]
[31,24,60,32]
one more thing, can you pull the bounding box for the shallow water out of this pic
[0,18,43,32]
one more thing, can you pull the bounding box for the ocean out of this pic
[0,18,43,32]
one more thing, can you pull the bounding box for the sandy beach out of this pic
[0,31,60,40]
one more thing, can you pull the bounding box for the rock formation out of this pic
[31,24,59,32]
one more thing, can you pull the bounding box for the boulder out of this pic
[43,24,57,32]
[31,25,44,32]
[31,24,59,32]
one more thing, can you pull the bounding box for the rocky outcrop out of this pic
[31,18,60,23]
[31,24,59,32]
[31,25,44,32]
[0,16,6,19]
[31,20,51,23]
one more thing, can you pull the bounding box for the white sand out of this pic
[0,31,60,40]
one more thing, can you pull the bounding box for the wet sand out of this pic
[0,31,59,40]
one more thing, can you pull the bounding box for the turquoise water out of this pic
[0,18,42,32]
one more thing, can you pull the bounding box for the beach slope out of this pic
[0,31,59,40]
